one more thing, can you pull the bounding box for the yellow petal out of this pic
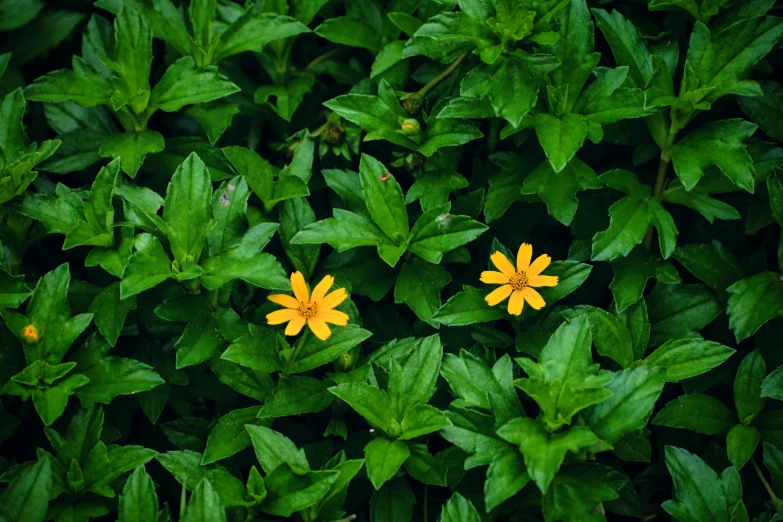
[285,315,306,336]
[290,271,309,302]
[266,308,299,325]
[490,251,516,276]
[319,288,347,310]
[508,290,524,316]
[480,271,510,284]
[527,254,551,277]
[319,309,350,326]
[267,294,300,309]
[521,287,546,310]
[528,274,558,287]
[516,243,532,272]
[308,317,332,340]
[485,284,513,306]
[310,275,335,303]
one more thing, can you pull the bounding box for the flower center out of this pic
[298,301,318,319]
[509,272,528,291]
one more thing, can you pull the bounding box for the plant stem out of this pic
[416,53,468,98]
[643,120,679,250]
[488,117,501,154]
[306,48,344,69]
[423,485,429,522]
[752,456,783,508]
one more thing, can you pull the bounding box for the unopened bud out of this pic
[400,119,421,135]
[21,324,40,344]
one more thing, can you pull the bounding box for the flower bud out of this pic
[400,119,421,135]
[21,324,40,344]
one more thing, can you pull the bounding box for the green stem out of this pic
[751,456,783,508]
[643,120,679,250]
[488,117,501,154]
[416,52,468,98]
[306,48,344,69]
[423,485,429,522]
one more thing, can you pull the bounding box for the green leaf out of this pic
[672,241,743,297]
[642,338,735,382]
[119,234,174,298]
[149,57,239,112]
[610,247,680,313]
[88,282,136,346]
[586,366,666,444]
[762,366,783,402]
[653,394,735,435]
[246,425,309,475]
[107,9,152,112]
[591,8,653,87]
[185,103,239,145]
[399,404,452,440]
[257,376,333,419]
[560,305,634,368]
[364,437,410,490]
[315,15,382,52]
[221,324,281,374]
[25,65,112,108]
[432,285,512,326]
[663,446,746,522]
[0,270,33,310]
[359,154,408,244]
[542,465,621,522]
[98,130,164,178]
[520,158,601,226]
[212,12,309,63]
[763,442,783,497]
[0,263,92,365]
[734,350,767,425]
[201,407,264,465]
[118,466,158,522]
[254,76,314,122]
[387,334,442,420]
[0,458,51,522]
[394,258,452,326]
[156,450,246,506]
[647,283,723,345]
[535,113,589,173]
[328,383,394,434]
[369,477,415,522]
[164,152,213,268]
[408,205,488,264]
[726,272,783,342]
[200,230,288,291]
[83,442,158,497]
[288,325,372,374]
[738,80,783,142]
[261,466,337,517]
[671,119,757,192]
[726,424,760,471]
[62,158,120,249]
[440,492,480,522]
[181,479,227,522]
[484,449,529,512]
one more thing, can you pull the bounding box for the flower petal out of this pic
[290,271,309,302]
[267,293,300,308]
[266,308,299,325]
[285,315,306,336]
[521,287,546,310]
[480,271,510,285]
[308,317,332,340]
[490,251,516,276]
[508,290,524,316]
[516,243,532,272]
[485,284,513,306]
[528,274,558,287]
[319,309,350,326]
[310,275,335,303]
[526,254,551,277]
[319,288,347,310]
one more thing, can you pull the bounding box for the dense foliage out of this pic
[2,0,783,520]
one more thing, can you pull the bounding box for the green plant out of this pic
[2,0,783,520]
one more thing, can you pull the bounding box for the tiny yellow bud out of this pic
[400,119,420,135]
[21,324,40,344]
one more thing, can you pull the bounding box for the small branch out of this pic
[423,485,429,522]
[416,53,468,98]
[643,150,672,249]
[751,456,783,508]
[306,48,344,69]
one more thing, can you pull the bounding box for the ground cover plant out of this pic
[1,0,783,520]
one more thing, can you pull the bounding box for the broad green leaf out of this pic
[315,15,383,52]
[408,204,488,264]
[399,404,452,440]
[201,407,264,465]
[288,325,372,374]
[647,283,722,345]
[155,450,246,506]
[432,285,505,326]
[610,247,680,313]
[359,154,408,244]
[254,76,314,122]
[0,458,51,522]
[83,442,157,497]
[149,57,239,112]
[213,12,309,62]
[261,466,337,517]
[221,324,281,374]
[586,366,666,444]
[62,159,120,249]
[591,9,653,87]
[738,80,783,142]
[88,282,136,346]
[542,466,620,522]
[762,442,783,496]
[440,492,481,522]
[388,336,443,419]
[535,113,588,173]
[185,103,239,144]
[119,234,174,298]
[25,65,112,108]
[484,449,529,512]
[672,241,743,297]
[520,158,601,225]
[246,425,309,475]
[642,338,735,382]
[726,424,760,471]
[671,119,757,192]
[726,272,783,342]
[369,477,415,522]
[364,437,410,490]
[163,152,213,268]
[257,376,333,419]
[734,350,767,425]
[107,9,152,113]
[181,479,227,522]
[394,258,452,326]
[560,305,634,368]
[663,446,745,522]
[762,366,783,402]
[653,394,735,435]
[0,270,33,310]
[328,383,394,434]
[98,130,164,177]
[199,232,288,291]
[118,466,158,522]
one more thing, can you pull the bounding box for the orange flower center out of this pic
[509,272,528,291]
[298,301,318,319]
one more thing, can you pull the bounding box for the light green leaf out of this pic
[118,466,158,522]
[642,338,735,382]
[359,154,408,244]
[535,113,588,173]
[98,130,164,177]
[0,458,51,522]
[181,479,227,522]
[149,57,239,112]
[520,158,601,225]
[364,437,410,490]
[726,272,783,342]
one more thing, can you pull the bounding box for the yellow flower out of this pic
[21,324,40,344]
[480,243,559,316]
[266,272,349,341]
